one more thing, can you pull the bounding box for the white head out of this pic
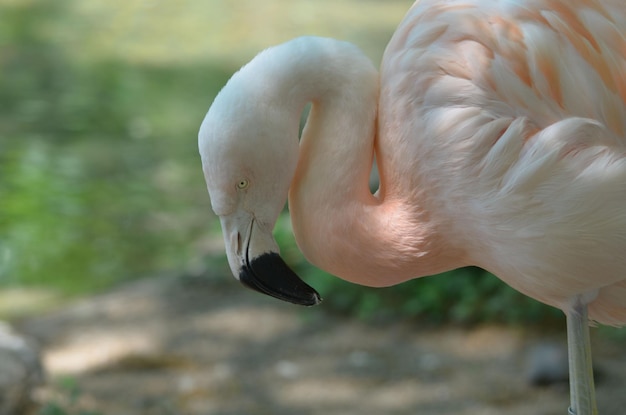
[198,43,321,305]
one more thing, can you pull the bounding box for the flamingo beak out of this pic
[219,214,322,306]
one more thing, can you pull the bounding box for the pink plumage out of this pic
[199,1,625,412]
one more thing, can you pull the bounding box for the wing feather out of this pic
[381,0,626,323]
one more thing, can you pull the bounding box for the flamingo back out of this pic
[377,0,626,324]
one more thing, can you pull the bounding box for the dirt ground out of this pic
[17,272,626,415]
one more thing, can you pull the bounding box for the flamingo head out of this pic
[198,74,321,306]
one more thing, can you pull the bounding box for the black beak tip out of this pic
[239,252,322,306]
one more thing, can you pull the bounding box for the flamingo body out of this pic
[287,0,626,325]
[380,0,626,325]
[199,2,625,412]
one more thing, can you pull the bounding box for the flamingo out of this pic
[198,1,626,413]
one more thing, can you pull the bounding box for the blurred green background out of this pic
[0,0,565,325]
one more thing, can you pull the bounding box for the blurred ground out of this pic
[16,272,626,415]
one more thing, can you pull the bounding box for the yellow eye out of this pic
[236,179,249,190]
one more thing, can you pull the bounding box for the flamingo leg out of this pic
[566,297,598,415]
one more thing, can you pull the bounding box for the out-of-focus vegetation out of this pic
[38,377,102,415]
[0,0,217,301]
[1,0,565,325]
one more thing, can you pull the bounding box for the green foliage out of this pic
[0,0,223,295]
[38,377,102,415]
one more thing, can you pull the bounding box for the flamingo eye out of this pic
[236,179,249,190]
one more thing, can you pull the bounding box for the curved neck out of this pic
[257,37,455,286]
